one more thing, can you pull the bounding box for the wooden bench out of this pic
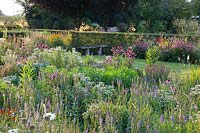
[79,45,108,55]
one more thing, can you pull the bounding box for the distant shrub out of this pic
[132,41,149,59]
[159,38,195,63]
[48,33,72,49]
[173,19,199,35]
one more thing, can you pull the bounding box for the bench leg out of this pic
[85,48,90,55]
[98,47,102,55]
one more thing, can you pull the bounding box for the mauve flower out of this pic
[137,120,142,129]
[147,123,151,131]
[171,115,175,122]
[50,72,58,80]
[170,87,176,93]
[154,89,158,98]
[85,128,88,133]
[184,115,189,122]
[160,114,164,123]
[194,105,198,110]
[105,111,111,123]
[123,89,128,94]
[154,129,158,133]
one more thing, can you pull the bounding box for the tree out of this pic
[18,0,138,26]
[16,0,197,32]
[0,10,4,16]
[191,0,200,16]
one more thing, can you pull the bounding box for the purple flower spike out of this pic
[125,128,129,133]
[160,114,164,123]
[154,129,158,133]
[171,115,175,122]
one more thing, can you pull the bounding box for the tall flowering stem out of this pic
[106,46,136,67]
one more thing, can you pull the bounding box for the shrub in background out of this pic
[48,33,72,49]
[173,19,199,35]
[159,38,195,63]
[132,41,149,59]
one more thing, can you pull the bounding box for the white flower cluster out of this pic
[43,113,56,120]
[8,129,18,133]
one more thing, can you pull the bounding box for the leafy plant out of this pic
[132,41,149,59]
[32,47,82,69]
[146,46,160,65]
[81,66,138,87]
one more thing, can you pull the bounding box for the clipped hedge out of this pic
[71,31,137,47]
[0,30,29,38]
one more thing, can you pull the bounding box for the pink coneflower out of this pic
[165,79,171,84]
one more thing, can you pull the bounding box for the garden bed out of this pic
[0,31,200,132]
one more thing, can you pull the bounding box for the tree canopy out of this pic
[17,0,199,32]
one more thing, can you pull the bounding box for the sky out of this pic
[0,0,23,16]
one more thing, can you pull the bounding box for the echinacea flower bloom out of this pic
[8,129,18,133]
[43,113,56,120]
[165,79,171,84]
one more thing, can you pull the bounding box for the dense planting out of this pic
[0,32,200,132]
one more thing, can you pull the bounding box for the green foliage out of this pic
[32,47,82,69]
[146,46,160,65]
[17,0,198,33]
[173,19,200,35]
[2,33,200,132]
[72,32,137,53]
[83,102,129,132]
[1,49,17,65]
[81,66,138,87]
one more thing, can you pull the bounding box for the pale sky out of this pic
[0,0,23,16]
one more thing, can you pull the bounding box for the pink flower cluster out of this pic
[36,43,49,50]
[173,40,193,52]
[111,46,125,55]
[111,46,135,59]
[124,48,136,59]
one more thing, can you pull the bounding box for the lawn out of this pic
[92,55,199,72]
